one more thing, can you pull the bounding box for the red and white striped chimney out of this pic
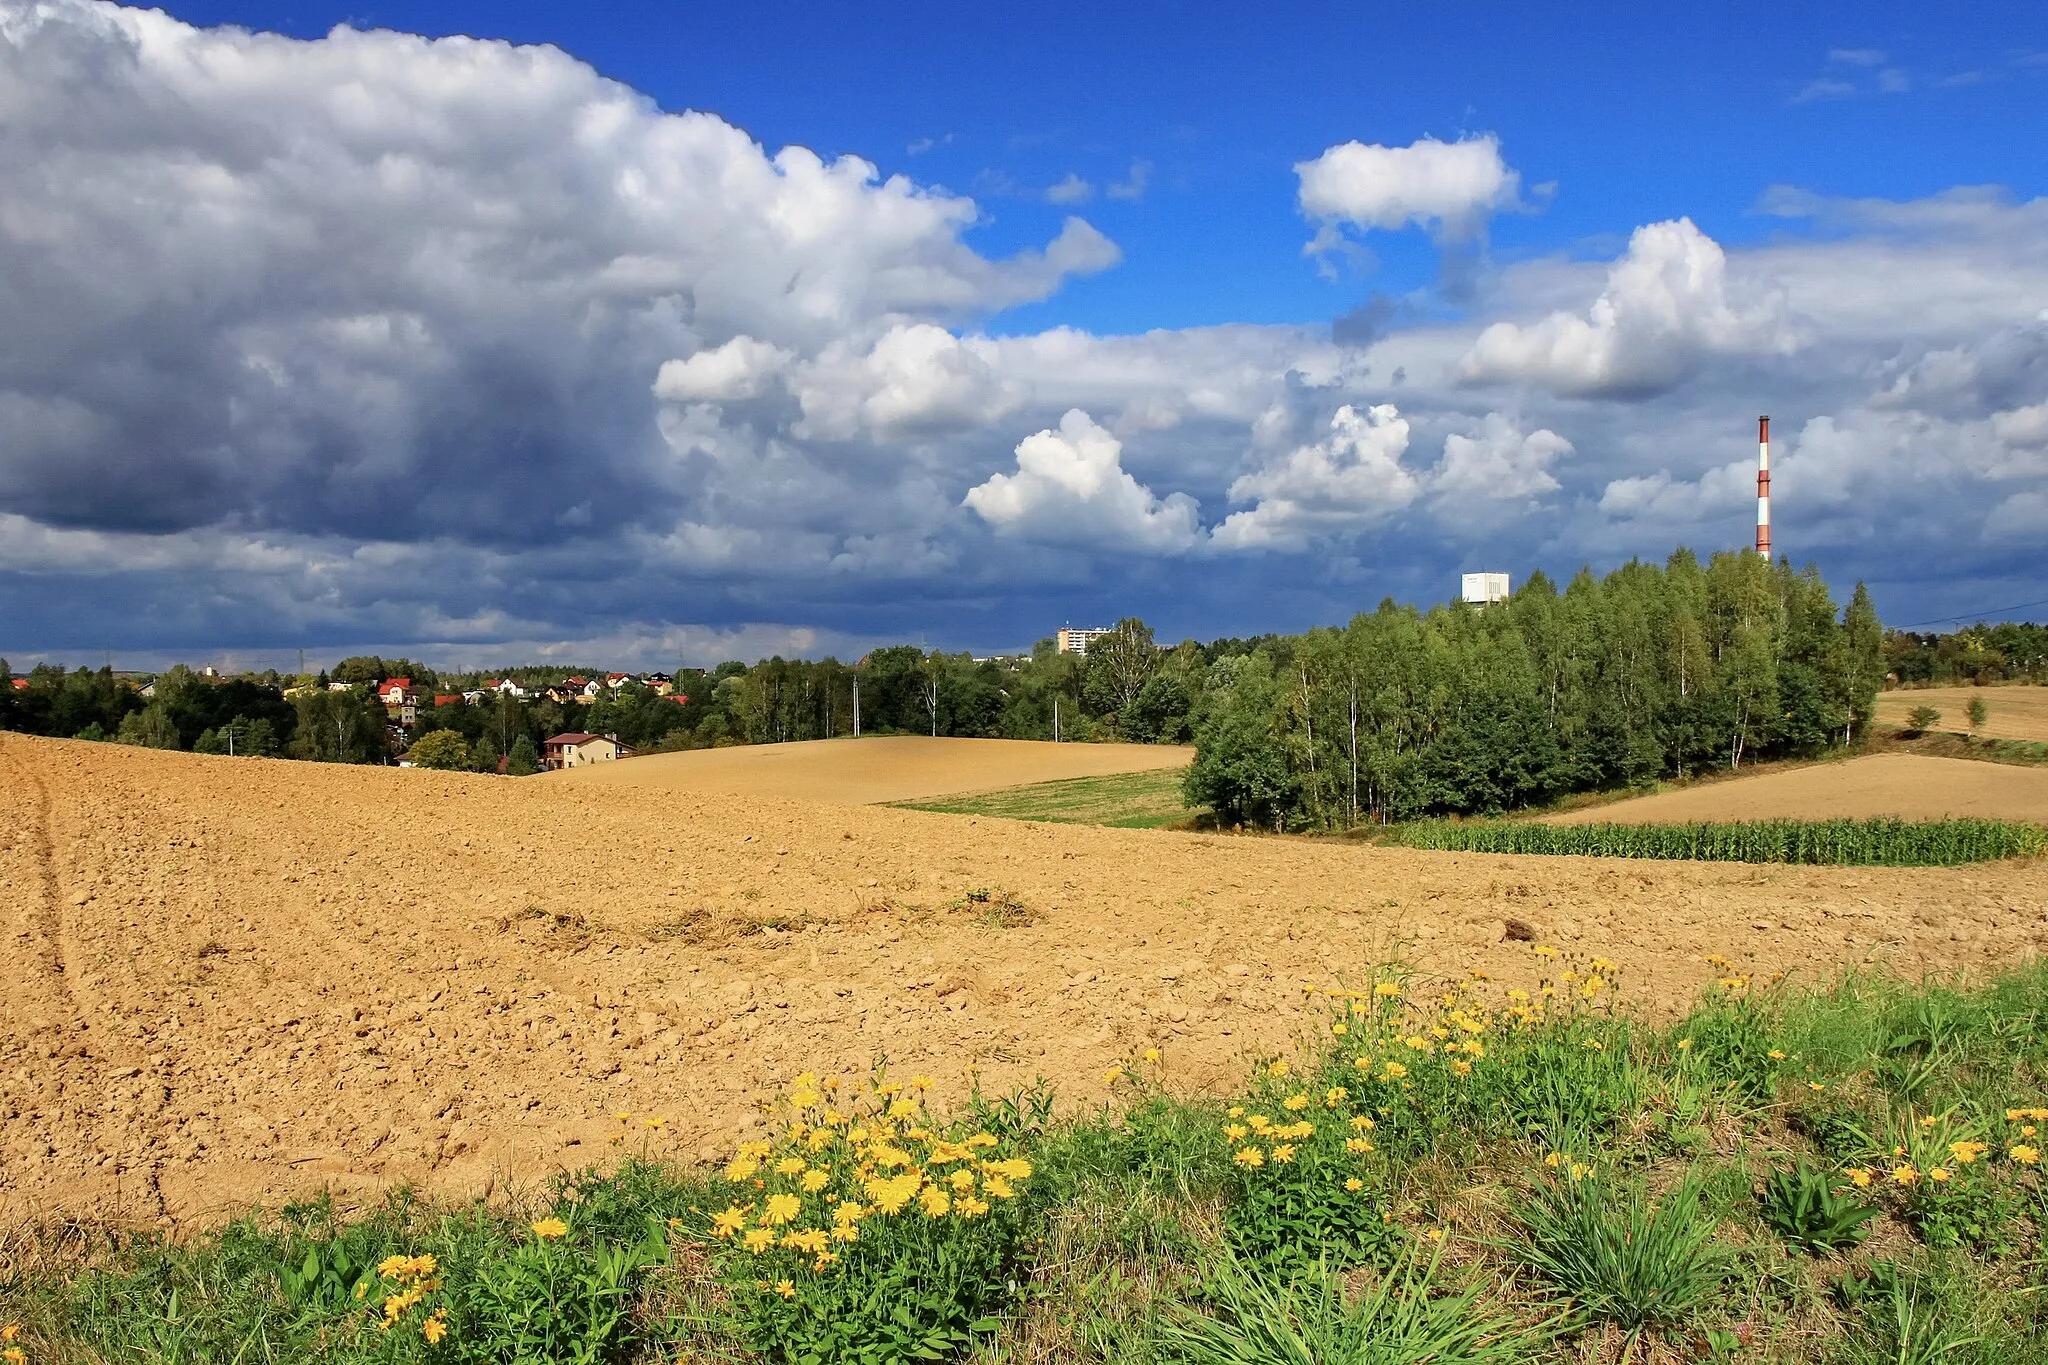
[1755,415,1771,558]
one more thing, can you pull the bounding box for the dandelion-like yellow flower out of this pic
[711,1204,752,1237]
[956,1195,990,1217]
[1426,1228,1446,1241]
[1227,1105,1245,1118]
[1346,1137,1374,1154]
[1143,1048,1161,1063]
[1331,1023,1349,1036]
[775,1280,797,1300]
[1917,1115,1938,1129]
[1283,1093,1311,1112]
[1374,982,1402,997]
[1103,1067,1124,1085]
[1223,1123,1249,1141]
[1950,1141,1989,1165]
[1344,1177,1365,1192]
[1532,945,1558,958]
[1271,1144,1297,1164]
[1234,1146,1265,1168]
[725,1156,761,1181]
[2010,1144,2039,1166]
[422,1310,449,1344]
[1353,1056,1374,1071]
[1268,1060,1291,1077]
[1767,1049,1787,1061]
[1845,1167,1873,1187]
[1891,1165,1919,1186]
[742,1227,776,1253]
[1383,1061,1408,1079]
[531,1217,569,1240]
[1809,1082,1827,1092]
[800,1169,830,1193]
[762,1193,802,1226]
[1351,1115,1376,1131]
[1543,1152,1563,1168]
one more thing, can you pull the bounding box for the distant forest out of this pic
[2,546,2036,825]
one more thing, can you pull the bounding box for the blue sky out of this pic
[1,0,2045,669]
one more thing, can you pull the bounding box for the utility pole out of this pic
[852,675,861,738]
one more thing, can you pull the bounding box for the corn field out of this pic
[1396,816,2048,865]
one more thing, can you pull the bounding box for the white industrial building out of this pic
[1461,572,1511,606]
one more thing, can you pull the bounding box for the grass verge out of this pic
[1394,816,2047,865]
[893,767,1202,829]
[5,957,2046,1363]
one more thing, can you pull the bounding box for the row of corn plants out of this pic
[1396,816,2048,865]
[4,954,2046,1363]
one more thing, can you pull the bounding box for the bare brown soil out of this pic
[545,735,1192,804]
[1875,684,2048,743]
[1539,754,2048,826]
[4,733,2045,1231]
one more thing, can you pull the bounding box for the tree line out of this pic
[1883,621,2047,686]
[1181,549,1887,830]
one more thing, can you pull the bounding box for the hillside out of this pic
[540,734,1192,804]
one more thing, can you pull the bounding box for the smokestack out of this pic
[1755,415,1771,558]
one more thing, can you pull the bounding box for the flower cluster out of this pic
[705,1072,1031,1289]
[372,1253,448,1341]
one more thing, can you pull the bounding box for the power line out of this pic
[1894,596,2048,630]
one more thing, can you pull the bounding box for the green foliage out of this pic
[1967,696,1989,730]
[1908,705,1943,733]
[457,1216,666,1364]
[1398,816,2047,865]
[1758,1160,1878,1253]
[406,728,472,769]
[1510,1169,1730,1337]
[505,733,538,775]
[1156,1246,1539,1365]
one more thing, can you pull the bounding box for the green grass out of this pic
[1395,816,2048,865]
[894,767,1202,829]
[7,963,2047,1364]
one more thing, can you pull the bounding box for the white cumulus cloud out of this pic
[1211,404,1420,549]
[792,324,1027,439]
[1460,218,1802,395]
[651,336,794,402]
[963,410,1201,552]
[1297,134,1520,246]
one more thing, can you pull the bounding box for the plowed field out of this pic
[1874,685,2048,743]
[544,735,1191,804]
[1540,754,2048,825]
[4,733,2045,1230]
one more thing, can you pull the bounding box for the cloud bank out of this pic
[2,1,2047,664]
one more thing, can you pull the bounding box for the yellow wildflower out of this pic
[1532,945,1558,958]
[1104,1067,1124,1085]
[725,1156,761,1181]
[1950,1141,1989,1165]
[775,1157,806,1176]
[1767,1050,1787,1061]
[1891,1165,1919,1186]
[1450,1059,1474,1076]
[800,1169,830,1193]
[1929,1167,1952,1183]
[2010,1145,2039,1165]
[762,1193,802,1226]
[956,1195,990,1217]
[422,1310,449,1344]
[1544,1152,1563,1168]
[1234,1146,1265,1168]
[1223,1123,1249,1141]
[1426,1227,1446,1241]
[1283,1093,1311,1112]
[775,1280,797,1300]
[1268,1060,1291,1077]
[530,1217,569,1240]
[1350,1114,1376,1131]
[711,1204,752,1237]
[1332,1022,1349,1035]
[981,1157,1032,1181]
[743,1228,775,1253]
[1346,1137,1374,1154]
[1383,1061,1408,1079]
[1143,1048,1161,1063]
[1845,1167,1873,1187]
[1345,1176,1365,1191]
[1271,1143,1297,1164]
[1374,982,1402,997]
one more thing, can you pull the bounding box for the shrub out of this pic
[406,729,472,770]
[696,1071,1035,1364]
[1907,705,1943,734]
[1510,1169,1730,1338]
[1157,1246,1538,1365]
[456,1215,665,1364]
[1757,1160,1877,1254]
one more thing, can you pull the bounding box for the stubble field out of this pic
[4,731,2046,1232]
[1540,753,2048,826]
[1874,684,2048,743]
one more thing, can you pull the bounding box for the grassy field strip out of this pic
[7,962,2047,1363]
[891,766,1202,829]
[1400,816,2047,865]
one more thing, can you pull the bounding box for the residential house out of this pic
[460,689,488,705]
[580,680,604,699]
[605,672,633,691]
[541,732,633,770]
[433,694,462,707]
[378,678,419,727]
[486,678,528,698]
